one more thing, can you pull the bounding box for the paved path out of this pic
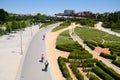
[95,22,120,37]
[19,23,61,80]
[69,23,120,74]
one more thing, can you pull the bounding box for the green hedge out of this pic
[92,66,114,80]
[68,49,93,59]
[52,21,70,32]
[100,52,116,60]
[39,22,55,29]
[87,73,100,80]
[84,41,97,50]
[96,61,120,80]
[58,57,71,79]
[70,64,84,80]
[83,58,98,63]
[56,42,82,52]
[112,60,120,68]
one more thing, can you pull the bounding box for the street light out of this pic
[20,23,23,55]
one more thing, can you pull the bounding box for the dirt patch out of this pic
[56,49,70,58]
[94,46,110,55]
[66,63,77,80]
[78,67,89,80]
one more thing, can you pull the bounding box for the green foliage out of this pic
[112,57,120,67]
[87,73,100,80]
[100,52,116,59]
[103,42,120,56]
[84,41,98,50]
[58,57,71,79]
[0,9,9,23]
[56,30,82,52]
[75,27,120,44]
[0,29,6,35]
[6,22,12,32]
[70,64,84,80]
[68,49,93,59]
[97,11,120,29]
[52,21,70,32]
[96,61,120,80]
[39,22,56,29]
[92,66,114,80]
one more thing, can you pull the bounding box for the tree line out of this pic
[96,11,120,29]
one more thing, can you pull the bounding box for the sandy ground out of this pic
[0,25,39,80]
[47,23,89,80]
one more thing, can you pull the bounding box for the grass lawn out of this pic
[52,22,70,32]
[74,27,120,44]
[56,30,74,46]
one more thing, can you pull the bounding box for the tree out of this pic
[0,9,9,24]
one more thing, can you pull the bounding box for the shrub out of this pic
[112,59,120,67]
[100,52,116,60]
[56,42,82,52]
[70,64,84,80]
[58,57,71,79]
[68,49,93,59]
[96,61,120,80]
[83,58,98,63]
[87,73,100,80]
[92,66,114,80]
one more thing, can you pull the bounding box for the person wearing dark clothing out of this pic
[42,35,45,40]
[44,60,49,71]
[40,54,44,62]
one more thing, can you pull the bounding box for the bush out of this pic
[57,57,71,79]
[92,66,114,80]
[56,42,82,52]
[70,64,84,80]
[83,58,98,63]
[112,59,120,67]
[100,52,116,60]
[80,62,94,67]
[84,41,98,50]
[68,49,93,59]
[96,61,120,80]
[87,73,100,80]
[52,21,70,32]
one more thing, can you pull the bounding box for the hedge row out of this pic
[68,50,93,59]
[57,57,71,79]
[40,22,55,28]
[84,41,97,50]
[69,64,84,80]
[112,60,120,67]
[56,42,82,52]
[96,61,120,80]
[92,66,114,80]
[87,73,100,80]
[83,58,98,63]
[100,52,116,60]
[80,62,94,67]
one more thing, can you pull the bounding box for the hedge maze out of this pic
[75,27,120,68]
[55,29,120,80]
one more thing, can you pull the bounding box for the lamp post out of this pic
[20,23,23,55]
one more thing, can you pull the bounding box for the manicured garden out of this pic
[74,27,120,67]
[56,29,120,80]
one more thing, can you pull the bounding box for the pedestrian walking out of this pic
[42,35,45,40]
[40,54,44,62]
[44,60,49,71]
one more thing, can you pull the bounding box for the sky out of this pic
[0,0,120,15]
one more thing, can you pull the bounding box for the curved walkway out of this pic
[95,22,120,37]
[19,23,61,80]
[70,23,120,74]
